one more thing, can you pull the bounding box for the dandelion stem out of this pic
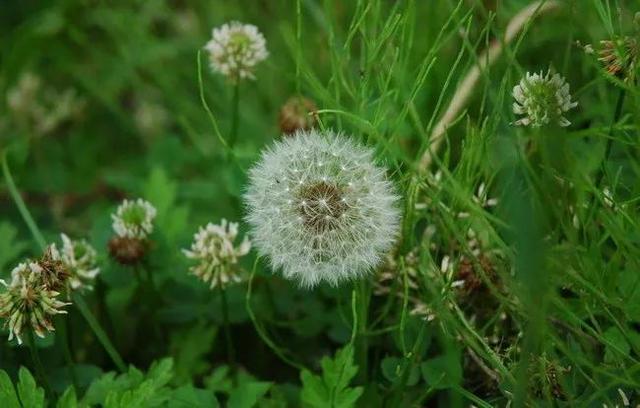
[229,82,241,149]
[355,280,369,383]
[73,294,127,372]
[246,259,305,371]
[219,285,236,370]
[27,329,52,398]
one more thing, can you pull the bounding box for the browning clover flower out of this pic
[50,234,100,291]
[183,220,251,289]
[279,96,318,136]
[204,21,268,82]
[598,37,638,81]
[512,69,578,127]
[0,262,70,344]
[245,129,401,288]
[111,198,157,239]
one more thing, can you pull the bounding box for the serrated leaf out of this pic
[168,385,219,408]
[228,381,272,408]
[17,367,45,408]
[56,387,78,408]
[300,345,363,408]
[0,370,20,408]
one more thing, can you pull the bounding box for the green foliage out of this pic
[1,0,640,406]
[300,345,363,408]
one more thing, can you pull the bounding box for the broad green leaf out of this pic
[300,345,363,408]
[17,367,45,408]
[603,326,631,364]
[168,385,219,408]
[56,387,78,408]
[420,350,462,390]
[0,370,20,408]
[227,381,272,408]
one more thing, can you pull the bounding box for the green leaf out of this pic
[228,381,272,408]
[0,370,20,408]
[17,367,45,408]
[380,356,419,386]
[170,323,217,383]
[56,387,78,408]
[603,326,631,364]
[300,345,363,408]
[420,349,462,390]
[168,385,219,408]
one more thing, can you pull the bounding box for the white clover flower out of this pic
[0,262,70,344]
[245,129,401,288]
[204,21,268,82]
[111,199,157,239]
[512,69,578,127]
[50,234,100,290]
[183,220,251,289]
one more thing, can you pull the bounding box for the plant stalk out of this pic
[219,285,236,370]
[27,329,52,398]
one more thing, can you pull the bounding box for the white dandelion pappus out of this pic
[244,129,401,288]
[183,220,251,289]
[205,21,268,82]
[111,198,157,239]
[512,69,578,127]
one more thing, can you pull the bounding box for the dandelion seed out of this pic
[204,21,268,82]
[0,262,70,344]
[245,129,401,288]
[111,198,157,239]
[512,69,577,127]
[183,220,251,289]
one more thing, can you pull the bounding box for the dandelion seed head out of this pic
[245,129,401,288]
[204,21,268,82]
[512,69,577,128]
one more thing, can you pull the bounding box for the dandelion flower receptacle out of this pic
[0,262,70,344]
[205,21,268,82]
[245,129,401,288]
[512,69,578,127]
[183,220,251,289]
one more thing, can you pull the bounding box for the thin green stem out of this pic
[219,285,236,369]
[355,280,369,383]
[2,153,47,250]
[197,50,229,151]
[27,329,52,398]
[73,294,127,372]
[295,0,302,95]
[229,82,241,148]
[246,259,305,371]
[598,88,626,186]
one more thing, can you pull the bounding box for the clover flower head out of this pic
[0,262,69,344]
[50,234,100,290]
[205,21,268,82]
[279,96,318,136]
[112,199,157,239]
[245,129,401,288]
[512,69,578,127]
[183,219,251,289]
